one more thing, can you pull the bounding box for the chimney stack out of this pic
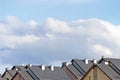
[93,59,97,64]
[41,65,45,70]
[105,61,109,65]
[62,62,69,66]
[85,59,88,64]
[50,65,54,71]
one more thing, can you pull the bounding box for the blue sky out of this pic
[0,0,120,73]
[0,0,120,24]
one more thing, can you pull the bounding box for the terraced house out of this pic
[2,57,120,80]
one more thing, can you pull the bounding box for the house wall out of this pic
[2,72,12,80]
[12,74,24,80]
[83,68,94,80]
[97,67,110,80]
[83,66,110,80]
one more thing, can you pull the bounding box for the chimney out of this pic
[105,61,109,65]
[85,59,88,64]
[22,64,25,66]
[93,59,97,64]
[50,65,54,71]
[41,65,45,70]
[29,64,32,67]
[5,68,9,71]
[16,68,19,71]
[62,62,69,66]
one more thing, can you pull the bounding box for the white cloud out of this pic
[0,35,40,49]
[44,17,72,33]
[92,44,112,56]
[0,16,120,73]
[26,20,37,27]
[5,16,22,28]
[0,63,12,74]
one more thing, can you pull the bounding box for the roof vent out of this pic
[41,65,45,70]
[50,65,54,71]
[105,61,109,65]
[93,59,97,64]
[85,59,88,64]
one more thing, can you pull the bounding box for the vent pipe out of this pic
[50,65,54,71]
[105,61,109,65]
[41,65,45,70]
[85,59,88,64]
[93,59,97,64]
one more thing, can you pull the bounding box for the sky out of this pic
[0,0,120,73]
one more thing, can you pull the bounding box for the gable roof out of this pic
[11,70,33,80]
[12,65,27,70]
[98,64,120,80]
[2,70,16,78]
[102,58,120,69]
[67,64,82,79]
[29,66,71,80]
[71,59,93,74]
[81,63,120,80]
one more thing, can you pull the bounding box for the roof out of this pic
[17,71,33,80]
[2,70,16,78]
[98,64,120,80]
[12,65,27,70]
[7,70,16,77]
[103,58,120,70]
[67,64,82,79]
[72,59,93,74]
[29,66,71,80]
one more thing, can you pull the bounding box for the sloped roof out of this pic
[2,70,16,78]
[7,70,16,77]
[17,71,33,80]
[67,64,82,79]
[103,58,120,70]
[12,65,26,70]
[98,64,120,80]
[72,59,93,73]
[29,66,71,80]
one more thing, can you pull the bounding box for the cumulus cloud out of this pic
[0,16,120,73]
[92,44,112,56]
[26,20,37,27]
[44,17,72,33]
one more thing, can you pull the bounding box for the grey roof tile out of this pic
[98,64,120,80]
[29,66,71,80]
[104,58,120,70]
[18,71,33,80]
[7,70,16,76]
[67,64,83,79]
[72,59,93,73]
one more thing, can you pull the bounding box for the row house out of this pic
[62,57,120,80]
[2,65,71,80]
[2,57,120,80]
